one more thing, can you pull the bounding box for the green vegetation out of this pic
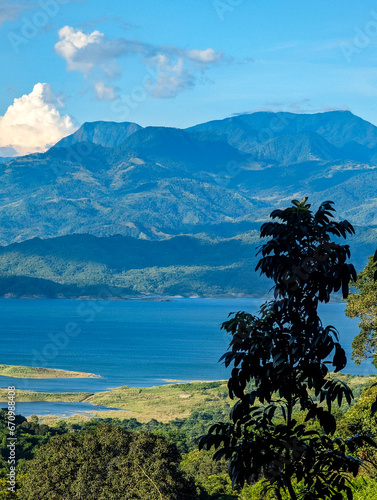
[0,232,266,298]
[0,227,375,299]
[1,375,374,422]
[0,409,67,498]
[2,380,232,422]
[1,382,377,499]
[1,194,377,498]
[83,375,376,422]
[0,389,92,403]
[19,425,196,500]
[346,252,377,368]
[0,364,100,379]
[3,111,377,252]
[87,381,231,422]
[201,199,376,500]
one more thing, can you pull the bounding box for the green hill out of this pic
[0,227,374,299]
[0,232,267,298]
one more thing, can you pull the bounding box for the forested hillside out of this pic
[1,111,377,245]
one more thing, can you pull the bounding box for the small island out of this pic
[0,364,101,379]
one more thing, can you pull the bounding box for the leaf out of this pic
[346,486,353,500]
[319,409,336,435]
[213,448,227,461]
[333,344,347,372]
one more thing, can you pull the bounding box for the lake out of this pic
[0,298,374,416]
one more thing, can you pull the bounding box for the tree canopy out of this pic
[345,252,377,367]
[20,425,197,500]
[200,198,375,500]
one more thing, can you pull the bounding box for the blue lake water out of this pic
[0,298,374,416]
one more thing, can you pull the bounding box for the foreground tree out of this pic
[20,425,197,499]
[200,198,375,500]
[345,252,377,367]
[345,382,377,477]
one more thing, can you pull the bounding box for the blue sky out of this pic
[1,0,377,155]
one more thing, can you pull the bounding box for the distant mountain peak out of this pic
[53,121,143,149]
[2,109,377,246]
[113,125,246,169]
[187,109,377,150]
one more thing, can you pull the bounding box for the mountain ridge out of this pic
[0,227,375,299]
[0,110,377,247]
[54,121,142,149]
[186,110,377,149]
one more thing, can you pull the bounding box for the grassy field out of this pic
[3,374,375,424]
[0,389,93,403]
[85,381,231,422]
[0,381,231,422]
[84,374,377,423]
[0,364,101,379]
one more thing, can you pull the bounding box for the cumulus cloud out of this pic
[55,26,106,73]
[0,83,76,156]
[55,26,225,99]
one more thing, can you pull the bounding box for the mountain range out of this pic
[0,110,376,297]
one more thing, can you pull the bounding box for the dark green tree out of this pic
[345,252,377,367]
[345,382,377,477]
[200,198,375,500]
[20,425,197,499]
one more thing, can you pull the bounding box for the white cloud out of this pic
[0,83,76,156]
[94,82,117,100]
[150,55,195,98]
[186,48,223,64]
[55,26,105,73]
[55,26,225,99]
[55,26,144,78]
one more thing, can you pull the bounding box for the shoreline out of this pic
[0,364,101,379]
[1,374,374,423]
[0,294,344,303]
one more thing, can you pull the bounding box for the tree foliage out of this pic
[344,382,377,477]
[345,252,377,367]
[200,198,375,500]
[20,425,196,499]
